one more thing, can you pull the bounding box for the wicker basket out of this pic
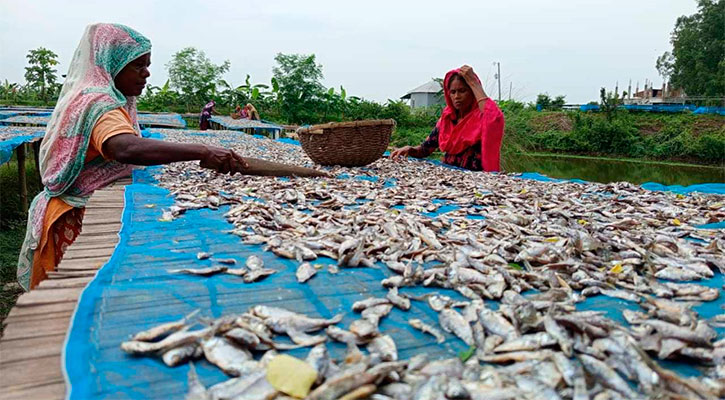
[296,119,395,167]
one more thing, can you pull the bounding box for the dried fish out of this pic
[296,262,317,283]
[409,318,446,343]
[168,266,228,276]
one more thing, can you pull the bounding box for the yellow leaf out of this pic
[544,237,559,243]
[676,194,685,199]
[474,192,483,198]
[578,219,588,225]
[672,218,681,226]
[609,263,623,274]
[266,354,317,398]
[519,188,527,194]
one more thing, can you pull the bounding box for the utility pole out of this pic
[509,82,512,101]
[496,62,502,102]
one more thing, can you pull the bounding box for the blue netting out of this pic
[0,128,45,164]
[579,104,725,114]
[138,113,187,129]
[62,134,724,398]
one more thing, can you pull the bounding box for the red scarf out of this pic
[437,68,504,171]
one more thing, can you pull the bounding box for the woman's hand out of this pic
[200,146,249,174]
[391,146,416,160]
[459,65,487,101]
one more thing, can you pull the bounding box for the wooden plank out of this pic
[35,277,93,290]
[2,315,73,340]
[65,242,118,251]
[72,234,119,245]
[14,288,83,307]
[56,257,108,270]
[3,310,73,325]
[0,355,63,390]
[0,380,65,400]
[46,270,97,279]
[77,225,121,235]
[63,247,116,260]
[7,301,77,319]
[0,333,66,364]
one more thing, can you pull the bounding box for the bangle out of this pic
[477,97,488,103]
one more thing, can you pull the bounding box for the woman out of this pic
[246,103,260,121]
[232,104,249,120]
[199,100,219,130]
[391,65,504,172]
[17,23,325,290]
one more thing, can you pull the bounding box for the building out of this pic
[400,81,444,108]
[624,83,687,105]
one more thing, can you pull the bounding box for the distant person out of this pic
[231,104,249,120]
[246,103,260,120]
[17,23,326,291]
[199,100,219,130]
[391,65,504,172]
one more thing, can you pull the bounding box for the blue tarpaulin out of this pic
[62,132,724,399]
[0,127,45,164]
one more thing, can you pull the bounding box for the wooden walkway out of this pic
[0,178,128,400]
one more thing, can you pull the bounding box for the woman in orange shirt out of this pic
[17,23,325,290]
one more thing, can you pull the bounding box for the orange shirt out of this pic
[31,108,138,288]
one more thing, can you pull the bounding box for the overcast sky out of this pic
[0,0,698,104]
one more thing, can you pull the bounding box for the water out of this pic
[504,153,724,186]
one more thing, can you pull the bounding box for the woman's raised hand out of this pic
[459,65,486,101]
[200,146,249,174]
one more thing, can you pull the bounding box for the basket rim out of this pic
[296,119,396,134]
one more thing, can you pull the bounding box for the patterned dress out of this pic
[420,126,483,171]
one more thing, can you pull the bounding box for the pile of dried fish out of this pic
[122,301,724,399]
[123,129,725,399]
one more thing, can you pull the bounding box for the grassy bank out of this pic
[389,108,724,166]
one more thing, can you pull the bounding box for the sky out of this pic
[0,0,699,104]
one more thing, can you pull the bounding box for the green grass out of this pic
[0,151,42,336]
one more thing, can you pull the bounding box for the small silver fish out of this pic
[211,258,237,265]
[367,334,398,361]
[196,252,212,260]
[131,309,199,342]
[409,318,446,343]
[245,255,264,270]
[163,344,202,367]
[296,262,318,283]
[439,308,474,346]
[386,287,411,311]
[352,297,390,312]
[244,268,276,283]
[168,266,228,276]
[201,337,254,376]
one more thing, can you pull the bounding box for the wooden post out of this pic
[33,140,41,179]
[17,143,27,212]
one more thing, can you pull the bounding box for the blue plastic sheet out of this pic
[63,133,724,398]
[0,130,44,164]
[64,167,471,399]
[579,104,724,114]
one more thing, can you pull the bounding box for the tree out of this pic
[272,53,325,123]
[599,87,620,121]
[551,95,566,110]
[24,47,59,103]
[659,0,724,97]
[536,93,551,110]
[166,47,230,110]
